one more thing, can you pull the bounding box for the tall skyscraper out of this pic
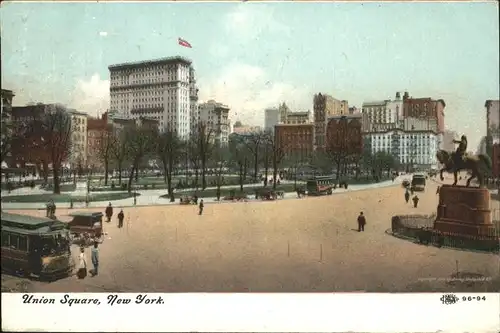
[108,56,198,139]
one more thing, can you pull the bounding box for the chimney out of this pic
[403,91,409,100]
[396,92,401,100]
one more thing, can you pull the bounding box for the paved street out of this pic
[3,176,499,293]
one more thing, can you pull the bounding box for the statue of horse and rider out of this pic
[435,134,492,188]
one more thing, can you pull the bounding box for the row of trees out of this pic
[5,107,401,195]
[7,105,73,194]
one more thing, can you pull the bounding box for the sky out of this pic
[1,1,499,150]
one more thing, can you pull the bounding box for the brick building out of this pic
[402,92,446,133]
[313,93,348,149]
[274,124,314,161]
[326,114,363,157]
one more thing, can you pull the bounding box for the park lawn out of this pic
[1,192,140,203]
[161,183,300,200]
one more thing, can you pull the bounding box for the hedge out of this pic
[1,192,140,203]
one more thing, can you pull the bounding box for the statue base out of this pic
[433,185,497,237]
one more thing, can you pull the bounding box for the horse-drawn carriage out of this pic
[62,212,103,247]
[223,190,248,201]
[255,188,284,201]
[179,195,198,205]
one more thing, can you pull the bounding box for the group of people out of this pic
[77,241,99,279]
[105,203,125,228]
[45,200,56,218]
[404,188,420,208]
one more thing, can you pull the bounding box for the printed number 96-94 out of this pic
[462,296,487,301]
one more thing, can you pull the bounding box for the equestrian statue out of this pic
[435,134,492,187]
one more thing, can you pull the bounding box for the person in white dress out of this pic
[77,246,87,279]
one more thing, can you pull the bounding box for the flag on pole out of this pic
[178,38,192,48]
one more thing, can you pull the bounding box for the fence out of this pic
[390,214,500,253]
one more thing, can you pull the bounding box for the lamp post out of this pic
[411,125,416,173]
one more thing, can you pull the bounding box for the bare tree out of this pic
[264,131,287,190]
[193,123,215,190]
[156,129,182,202]
[111,129,128,185]
[245,132,265,180]
[37,106,72,194]
[96,125,115,186]
[213,143,230,196]
[229,134,250,191]
[125,124,156,193]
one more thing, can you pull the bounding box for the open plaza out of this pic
[2,173,499,293]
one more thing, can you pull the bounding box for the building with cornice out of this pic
[108,56,198,139]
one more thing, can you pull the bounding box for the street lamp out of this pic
[411,125,416,172]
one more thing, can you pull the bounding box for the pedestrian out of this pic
[412,195,419,208]
[216,188,221,201]
[357,211,366,232]
[117,209,124,228]
[51,200,56,218]
[91,241,99,276]
[404,190,410,203]
[199,199,204,215]
[133,192,137,205]
[77,247,87,279]
[105,202,113,222]
[45,201,51,217]
[70,198,74,209]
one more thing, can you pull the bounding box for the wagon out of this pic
[63,212,103,246]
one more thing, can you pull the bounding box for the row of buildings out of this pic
[260,91,499,172]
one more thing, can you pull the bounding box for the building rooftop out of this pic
[109,56,192,70]
[1,89,15,96]
[362,101,388,107]
[68,110,88,116]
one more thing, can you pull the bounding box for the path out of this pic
[0,177,403,210]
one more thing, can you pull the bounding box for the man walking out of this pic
[117,209,124,228]
[199,199,204,215]
[105,202,113,222]
[357,211,366,232]
[404,190,410,203]
[413,195,420,208]
[91,242,99,276]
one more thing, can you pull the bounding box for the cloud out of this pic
[70,74,109,117]
[198,62,311,126]
[224,4,290,41]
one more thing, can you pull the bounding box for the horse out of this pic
[435,149,492,187]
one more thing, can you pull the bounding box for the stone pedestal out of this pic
[434,185,495,236]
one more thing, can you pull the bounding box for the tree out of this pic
[212,144,230,195]
[156,130,183,202]
[229,134,250,191]
[125,124,156,193]
[245,132,265,180]
[192,123,215,190]
[1,116,13,164]
[111,129,129,185]
[96,125,115,186]
[264,131,287,190]
[36,106,72,194]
